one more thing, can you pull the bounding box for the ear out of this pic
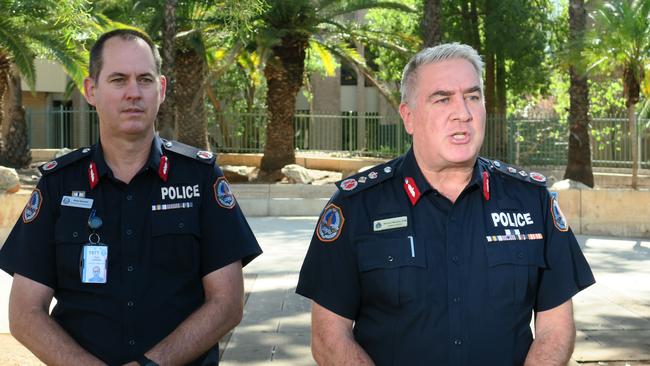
[159,75,167,103]
[83,77,96,106]
[400,102,415,135]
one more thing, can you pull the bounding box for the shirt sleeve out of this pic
[296,192,361,320]
[535,189,596,311]
[0,177,58,289]
[198,164,262,277]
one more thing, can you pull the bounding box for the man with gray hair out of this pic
[297,43,594,365]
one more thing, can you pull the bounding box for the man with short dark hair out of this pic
[0,28,262,366]
[297,43,595,365]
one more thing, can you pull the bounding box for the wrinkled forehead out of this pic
[414,59,481,93]
[99,37,158,78]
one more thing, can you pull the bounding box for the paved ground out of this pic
[1,217,649,365]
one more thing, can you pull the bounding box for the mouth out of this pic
[122,107,144,114]
[450,131,470,143]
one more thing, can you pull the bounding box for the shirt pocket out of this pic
[54,209,90,289]
[356,232,427,308]
[485,240,546,307]
[151,210,201,274]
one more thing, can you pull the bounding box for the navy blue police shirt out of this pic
[0,136,262,366]
[297,148,595,366]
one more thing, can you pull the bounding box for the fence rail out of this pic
[25,108,650,169]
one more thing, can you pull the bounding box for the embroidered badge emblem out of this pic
[317,204,345,242]
[518,170,528,177]
[340,178,358,191]
[384,166,392,173]
[22,189,43,223]
[214,177,236,209]
[197,150,213,160]
[42,161,58,171]
[507,166,517,174]
[530,172,546,183]
[358,176,367,183]
[550,192,569,232]
[482,171,490,201]
[493,160,502,168]
[403,177,421,206]
[368,171,378,179]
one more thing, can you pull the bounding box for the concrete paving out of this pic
[0,217,649,365]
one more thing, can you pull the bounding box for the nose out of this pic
[451,97,472,122]
[124,79,143,100]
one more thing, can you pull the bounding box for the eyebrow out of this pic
[106,72,155,79]
[427,85,482,100]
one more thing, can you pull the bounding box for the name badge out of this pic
[80,244,108,284]
[61,195,94,209]
[373,216,408,231]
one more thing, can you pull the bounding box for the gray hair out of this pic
[400,43,484,105]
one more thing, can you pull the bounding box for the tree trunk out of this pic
[157,0,177,140]
[460,0,481,52]
[258,37,307,180]
[564,0,594,187]
[628,102,638,189]
[422,0,442,47]
[623,64,640,189]
[175,46,208,150]
[0,52,10,145]
[485,52,495,116]
[1,67,31,168]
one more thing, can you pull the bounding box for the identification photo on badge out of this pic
[81,244,108,284]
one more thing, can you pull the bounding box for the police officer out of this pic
[297,43,595,365]
[0,29,262,365]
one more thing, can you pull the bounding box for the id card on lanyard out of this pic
[80,244,108,283]
[80,209,107,284]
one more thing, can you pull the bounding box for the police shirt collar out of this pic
[400,148,487,193]
[92,136,165,179]
[399,148,434,196]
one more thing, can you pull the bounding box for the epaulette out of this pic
[39,146,92,175]
[161,139,216,165]
[479,156,547,186]
[336,159,396,196]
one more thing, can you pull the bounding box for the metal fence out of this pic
[25,108,650,169]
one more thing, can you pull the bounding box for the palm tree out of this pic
[253,0,413,180]
[0,0,88,168]
[99,0,264,150]
[564,0,594,187]
[589,0,650,189]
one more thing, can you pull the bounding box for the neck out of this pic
[100,132,153,184]
[413,152,474,204]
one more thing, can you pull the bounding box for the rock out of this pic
[551,179,592,190]
[54,148,74,159]
[222,165,254,183]
[281,164,313,184]
[0,166,20,193]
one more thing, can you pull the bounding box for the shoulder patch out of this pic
[22,189,43,223]
[550,191,569,232]
[336,160,396,196]
[39,147,92,175]
[317,203,345,242]
[479,157,547,187]
[162,140,216,165]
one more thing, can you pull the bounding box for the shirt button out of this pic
[126,229,133,235]
[517,251,524,259]
[126,195,133,201]
[451,255,459,262]
[387,255,394,262]
[453,297,461,303]
[127,301,134,307]
[127,265,134,272]
[454,339,462,346]
[72,232,78,238]
[128,339,135,346]
[178,222,185,229]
